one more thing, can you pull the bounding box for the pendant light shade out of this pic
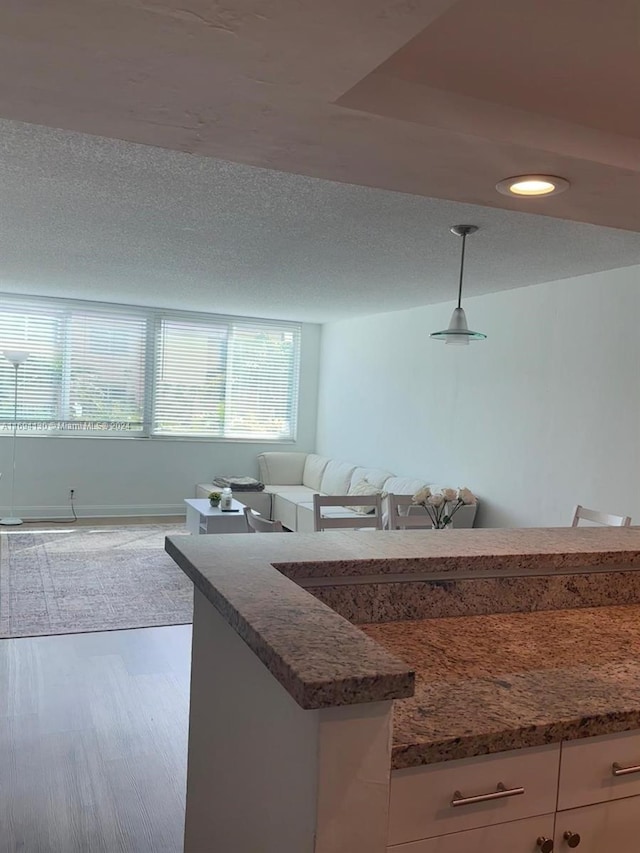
[430,225,486,345]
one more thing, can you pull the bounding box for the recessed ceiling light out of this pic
[496,175,570,198]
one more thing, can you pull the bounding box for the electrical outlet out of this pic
[69,488,75,501]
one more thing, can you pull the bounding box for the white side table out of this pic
[184,498,247,535]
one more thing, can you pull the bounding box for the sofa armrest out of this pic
[257,452,308,486]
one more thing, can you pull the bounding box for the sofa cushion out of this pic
[349,467,395,491]
[320,459,357,496]
[347,479,384,514]
[302,454,330,490]
[383,476,429,497]
[258,451,307,485]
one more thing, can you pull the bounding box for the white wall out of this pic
[316,266,640,527]
[0,323,321,519]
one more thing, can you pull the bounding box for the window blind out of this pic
[152,317,300,439]
[0,294,301,440]
[0,302,62,424]
[224,322,300,440]
[65,311,146,431]
[0,299,147,432]
[153,317,228,436]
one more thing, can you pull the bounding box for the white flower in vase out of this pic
[411,485,478,528]
[413,486,431,504]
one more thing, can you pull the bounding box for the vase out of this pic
[432,523,452,530]
[209,499,220,508]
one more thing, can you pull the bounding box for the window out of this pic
[66,311,147,431]
[0,294,301,440]
[223,322,299,440]
[153,318,227,437]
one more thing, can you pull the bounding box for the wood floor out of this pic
[0,624,191,853]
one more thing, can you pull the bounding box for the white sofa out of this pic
[256,451,478,533]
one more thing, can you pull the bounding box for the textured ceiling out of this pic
[0,0,638,232]
[1,120,639,323]
[1,1,640,321]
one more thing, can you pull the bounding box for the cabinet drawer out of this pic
[388,813,555,852]
[559,730,640,811]
[388,744,560,846]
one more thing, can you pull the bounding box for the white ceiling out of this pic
[1,119,640,323]
[1,0,640,322]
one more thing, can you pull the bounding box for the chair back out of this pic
[387,493,434,530]
[571,505,631,528]
[243,506,284,533]
[313,493,383,532]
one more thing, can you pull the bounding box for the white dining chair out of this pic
[312,493,383,532]
[386,493,434,530]
[571,505,631,527]
[243,506,284,532]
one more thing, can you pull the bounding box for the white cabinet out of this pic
[558,730,640,811]
[389,745,560,845]
[555,729,640,852]
[555,797,640,852]
[389,730,640,850]
[388,814,555,851]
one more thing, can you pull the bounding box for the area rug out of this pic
[0,525,193,638]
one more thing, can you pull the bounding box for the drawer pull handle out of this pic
[537,838,554,853]
[612,761,640,777]
[563,831,581,848]
[451,781,525,807]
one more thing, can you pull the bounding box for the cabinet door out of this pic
[555,797,640,852]
[388,814,555,852]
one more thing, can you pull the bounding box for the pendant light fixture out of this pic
[430,225,486,345]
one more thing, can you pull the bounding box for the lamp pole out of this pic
[1,350,29,526]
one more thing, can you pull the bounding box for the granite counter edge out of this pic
[165,536,415,711]
[391,710,640,769]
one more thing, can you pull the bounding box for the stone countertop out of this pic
[165,535,414,710]
[166,528,640,747]
[362,604,640,769]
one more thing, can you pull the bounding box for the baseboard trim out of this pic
[0,504,186,520]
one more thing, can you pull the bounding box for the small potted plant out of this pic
[208,491,222,507]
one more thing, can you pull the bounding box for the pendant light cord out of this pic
[457,231,467,310]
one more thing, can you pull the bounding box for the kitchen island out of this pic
[166,528,640,853]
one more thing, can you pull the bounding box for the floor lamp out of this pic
[1,350,29,526]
